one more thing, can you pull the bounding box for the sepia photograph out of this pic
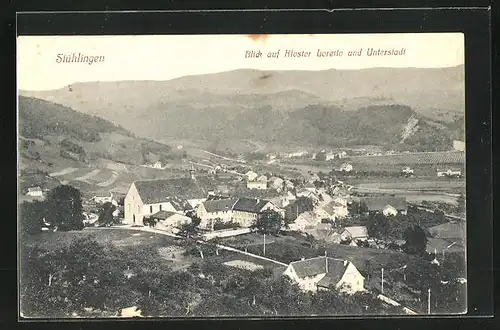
[17,33,466,318]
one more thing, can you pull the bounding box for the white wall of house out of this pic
[314,208,336,222]
[124,183,143,225]
[197,204,234,229]
[336,262,365,294]
[292,216,314,231]
[334,205,349,218]
[245,171,258,181]
[382,205,398,216]
[247,181,267,190]
[283,265,326,292]
[27,190,43,197]
[142,202,179,216]
[231,210,258,227]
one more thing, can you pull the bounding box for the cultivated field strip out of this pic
[97,171,119,187]
[49,167,77,177]
[349,151,465,165]
[75,169,101,182]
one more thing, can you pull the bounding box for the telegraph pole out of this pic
[427,288,431,314]
[263,233,266,256]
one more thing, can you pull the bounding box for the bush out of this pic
[213,220,241,231]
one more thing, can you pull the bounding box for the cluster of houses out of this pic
[24,186,44,197]
[244,170,295,191]
[313,150,348,161]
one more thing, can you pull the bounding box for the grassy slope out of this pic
[18,96,188,194]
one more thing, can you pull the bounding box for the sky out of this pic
[17,33,464,91]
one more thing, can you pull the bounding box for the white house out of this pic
[196,197,283,229]
[315,200,348,221]
[283,256,365,294]
[402,166,414,175]
[437,168,462,177]
[124,176,215,225]
[148,211,192,231]
[325,152,336,161]
[296,188,320,203]
[26,186,43,197]
[247,180,267,190]
[268,176,285,191]
[360,197,408,216]
[256,175,268,183]
[245,170,258,181]
[337,151,347,159]
[152,161,163,169]
[196,198,239,229]
[340,226,369,242]
[289,212,318,231]
[339,163,353,172]
[91,192,115,204]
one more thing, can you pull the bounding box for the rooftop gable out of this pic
[232,197,271,213]
[290,256,347,279]
[343,226,369,238]
[133,177,215,204]
[202,198,239,213]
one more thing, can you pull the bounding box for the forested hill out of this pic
[18,96,133,142]
[18,96,178,168]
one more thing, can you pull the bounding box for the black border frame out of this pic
[4,5,494,330]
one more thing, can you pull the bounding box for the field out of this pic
[22,228,180,251]
[275,151,465,176]
[348,151,465,166]
[219,232,418,273]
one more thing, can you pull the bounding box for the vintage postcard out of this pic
[17,33,466,318]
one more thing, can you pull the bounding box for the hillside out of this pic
[19,66,465,151]
[18,96,186,190]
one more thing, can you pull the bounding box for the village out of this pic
[20,145,466,316]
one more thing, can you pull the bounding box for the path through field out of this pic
[97,171,119,187]
[75,169,101,182]
[49,167,77,177]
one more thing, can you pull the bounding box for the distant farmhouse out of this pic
[401,166,414,175]
[196,197,283,230]
[25,186,43,197]
[283,256,365,294]
[436,168,462,177]
[340,226,369,242]
[244,170,258,181]
[288,212,318,231]
[360,196,408,216]
[91,192,117,205]
[338,163,353,172]
[315,200,348,222]
[268,176,285,191]
[124,174,215,225]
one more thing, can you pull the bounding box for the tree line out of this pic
[20,235,403,318]
[20,185,121,236]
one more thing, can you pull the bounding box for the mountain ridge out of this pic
[19,66,465,151]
